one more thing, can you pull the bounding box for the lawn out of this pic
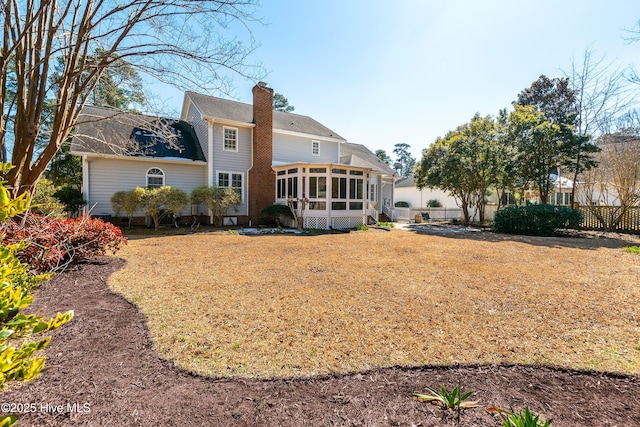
[108,229,640,379]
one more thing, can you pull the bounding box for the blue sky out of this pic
[156,0,640,161]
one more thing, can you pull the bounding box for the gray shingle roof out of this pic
[340,143,396,176]
[186,91,346,141]
[395,176,416,188]
[71,105,206,161]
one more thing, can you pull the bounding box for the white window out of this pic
[312,140,320,156]
[223,127,238,152]
[217,171,243,200]
[369,183,377,202]
[146,168,164,189]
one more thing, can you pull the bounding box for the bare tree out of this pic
[1,0,263,196]
[287,197,308,230]
[579,129,640,230]
[563,48,636,204]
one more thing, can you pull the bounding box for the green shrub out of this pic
[258,203,293,227]
[53,186,86,217]
[191,186,241,227]
[492,204,583,236]
[394,201,410,208]
[29,179,66,218]
[487,407,551,426]
[625,246,640,254]
[0,167,73,426]
[426,199,442,207]
[110,191,127,218]
[376,222,394,228]
[112,187,189,229]
[355,224,369,231]
[144,187,189,230]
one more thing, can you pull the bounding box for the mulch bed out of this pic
[3,258,639,426]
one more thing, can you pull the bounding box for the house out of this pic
[71,83,396,229]
[394,176,460,210]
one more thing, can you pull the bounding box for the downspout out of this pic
[207,119,214,224]
[247,124,254,227]
[82,155,90,214]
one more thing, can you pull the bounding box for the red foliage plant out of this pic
[0,213,127,273]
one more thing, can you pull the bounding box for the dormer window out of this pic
[312,140,320,156]
[223,126,238,152]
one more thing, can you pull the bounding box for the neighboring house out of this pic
[549,174,574,206]
[71,83,396,229]
[394,176,459,209]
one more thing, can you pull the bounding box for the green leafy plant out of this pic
[486,407,552,427]
[0,415,17,426]
[625,246,640,254]
[426,198,442,207]
[394,201,410,208]
[0,165,74,425]
[143,186,189,230]
[376,222,394,228]
[355,224,369,231]
[412,385,479,412]
[492,204,583,236]
[191,186,241,228]
[258,203,293,227]
[227,230,239,235]
[53,185,86,217]
[29,178,66,218]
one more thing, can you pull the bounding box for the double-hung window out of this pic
[369,183,377,202]
[218,172,243,200]
[312,140,320,156]
[223,127,238,151]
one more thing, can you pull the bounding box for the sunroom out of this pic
[273,163,378,229]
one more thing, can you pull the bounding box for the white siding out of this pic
[273,133,339,164]
[211,123,252,215]
[87,157,207,216]
[394,186,458,209]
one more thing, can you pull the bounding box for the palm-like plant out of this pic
[412,385,479,412]
[486,406,552,427]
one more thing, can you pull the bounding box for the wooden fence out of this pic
[577,206,640,232]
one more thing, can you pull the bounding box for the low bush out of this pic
[0,213,127,273]
[0,168,74,426]
[53,186,86,217]
[492,204,583,236]
[258,203,293,227]
[29,178,66,218]
[191,186,241,228]
[394,201,410,208]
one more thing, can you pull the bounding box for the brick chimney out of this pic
[249,82,275,223]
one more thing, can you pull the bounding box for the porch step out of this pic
[379,212,391,223]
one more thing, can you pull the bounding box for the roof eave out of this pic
[273,128,346,143]
[70,150,207,164]
[203,116,255,128]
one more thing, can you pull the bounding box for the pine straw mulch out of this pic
[2,228,639,426]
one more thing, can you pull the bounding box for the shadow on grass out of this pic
[399,222,640,250]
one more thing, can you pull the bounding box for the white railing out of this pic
[366,207,379,222]
[382,204,394,221]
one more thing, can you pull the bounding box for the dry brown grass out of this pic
[108,229,640,379]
